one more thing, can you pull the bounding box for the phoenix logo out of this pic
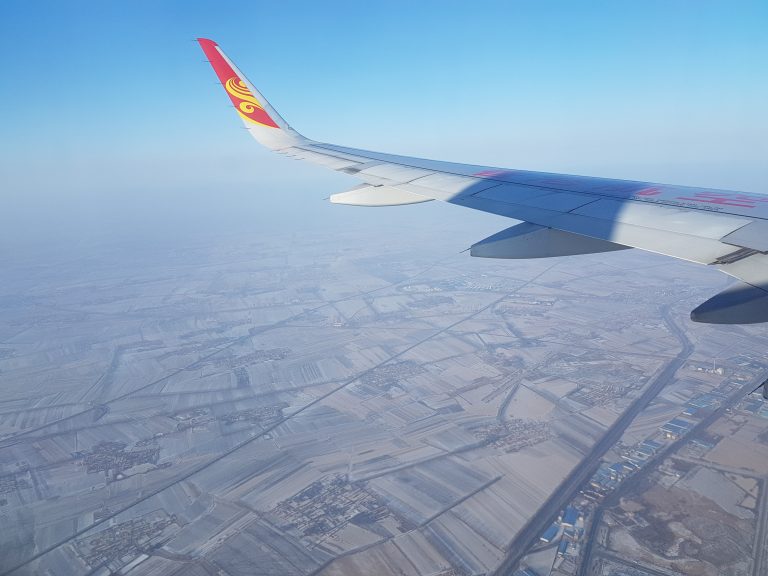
[224,77,278,128]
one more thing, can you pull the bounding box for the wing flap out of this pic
[721,221,768,252]
[330,185,432,207]
[471,222,629,259]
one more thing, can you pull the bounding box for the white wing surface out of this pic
[198,38,768,324]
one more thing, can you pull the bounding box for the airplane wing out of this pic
[198,38,768,325]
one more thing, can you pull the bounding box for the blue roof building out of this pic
[661,417,695,438]
[562,506,579,526]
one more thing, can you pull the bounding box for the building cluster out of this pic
[587,460,640,500]
[660,417,695,440]
[433,569,464,576]
[688,361,726,375]
[501,295,556,309]
[77,441,160,478]
[569,381,631,408]
[0,472,29,495]
[173,407,217,431]
[401,283,445,293]
[740,393,768,419]
[585,400,709,499]
[157,337,232,362]
[658,386,732,440]
[219,404,284,426]
[681,391,724,418]
[173,408,209,422]
[406,295,455,310]
[534,504,586,574]
[233,366,251,388]
[213,347,290,369]
[533,352,646,408]
[474,419,551,453]
[173,404,285,431]
[75,511,175,568]
[358,361,426,393]
[273,474,393,539]
[623,439,663,466]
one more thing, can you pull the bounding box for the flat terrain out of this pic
[1,226,766,576]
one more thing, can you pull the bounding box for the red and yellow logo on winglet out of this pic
[223,76,277,127]
[198,38,279,129]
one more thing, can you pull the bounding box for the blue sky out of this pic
[1,1,766,253]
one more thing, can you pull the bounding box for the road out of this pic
[492,305,694,575]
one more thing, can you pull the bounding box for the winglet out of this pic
[197,38,305,149]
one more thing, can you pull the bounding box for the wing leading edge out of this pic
[197,38,768,324]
